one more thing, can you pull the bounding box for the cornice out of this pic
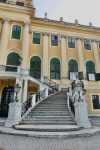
[31,18,100,35]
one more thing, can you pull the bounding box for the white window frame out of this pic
[88,73,95,81]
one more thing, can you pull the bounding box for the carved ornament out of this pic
[24,21,31,27]
[61,34,67,38]
[3,18,10,24]
[42,32,49,36]
[91,39,98,42]
[76,36,83,40]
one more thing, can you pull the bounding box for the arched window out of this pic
[7,52,20,66]
[86,61,96,81]
[50,58,60,79]
[68,59,78,80]
[30,56,41,78]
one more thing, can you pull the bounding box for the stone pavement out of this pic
[0,133,100,150]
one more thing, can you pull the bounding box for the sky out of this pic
[33,0,100,27]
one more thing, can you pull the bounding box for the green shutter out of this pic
[7,53,20,66]
[50,58,60,79]
[78,72,83,80]
[92,95,100,109]
[51,35,58,46]
[30,56,41,78]
[12,25,21,39]
[96,73,100,81]
[33,33,40,44]
[86,61,95,81]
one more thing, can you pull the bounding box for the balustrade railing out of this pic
[36,90,45,102]
[29,70,41,79]
[0,1,34,8]
[21,96,33,117]
[69,97,75,116]
[0,65,18,72]
[44,77,59,91]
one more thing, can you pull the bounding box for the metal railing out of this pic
[0,1,34,8]
[36,90,45,102]
[69,97,75,116]
[44,77,59,91]
[29,70,41,79]
[0,65,19,72]
[21,96,33,117]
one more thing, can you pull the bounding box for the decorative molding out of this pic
[24,21,31,27]
[91,39,98,42]
[42,32,49,36]
[76,36,83,40]
[7,46,22,53]
[3,18,10,24]
[33,17,100,34]
[61,34,67,38]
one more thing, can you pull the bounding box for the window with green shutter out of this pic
[6,53,20,72]
[30,56,41,78]
[16,1,24,6]
[50,58,60,79]
[7,53,20,66]
[33,33,40,44]
[68,37,75,48]
[92,95,100,109]
[68,59,78,80]
[51,35,58,46]
[86,61,96,81]
[0,0,6,3]
[12,25,21,40]
[84,39,91,50]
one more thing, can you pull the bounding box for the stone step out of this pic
[28,114,71,116]
[19,121,77,125]
[26,116,72,119]
[14,125,82,132]
[23,118,74,121]
[29,112,70,115]
[31,110,69,113]
[35,106,68,109]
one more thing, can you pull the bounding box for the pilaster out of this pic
[76,36,86,78]
[21,21,31,69]
[0,18,10,65]
[42,32,49,77]
[91,39,100,73]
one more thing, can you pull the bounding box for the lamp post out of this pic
[19,57,23,65]
[75,80,83,102]
[14,83,21,102]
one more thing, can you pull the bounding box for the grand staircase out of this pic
[15,91,83,132]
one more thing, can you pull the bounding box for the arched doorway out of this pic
[0,86,14,117]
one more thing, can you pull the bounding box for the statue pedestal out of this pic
[5,102,22,127]
[74,102,91,128]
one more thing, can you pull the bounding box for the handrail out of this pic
[29,70,41,79]
[36,90,45,102]
[69,97,75,116]
[44,77,59,91]
[21,90,46,117]
[21,96,33,117]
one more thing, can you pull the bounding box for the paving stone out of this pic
[0,133,100,150]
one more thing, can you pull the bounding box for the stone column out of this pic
[0,18,10,65]
[23,79,28,103]
[91,39,100,73]
[61,35,69,84]
[21,21,30,69]
[42,32,49,77]
[76,37,86,78]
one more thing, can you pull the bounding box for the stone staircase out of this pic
[15,91,83,132]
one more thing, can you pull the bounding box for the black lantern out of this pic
[14,83,21,102]
[19,57,23,65]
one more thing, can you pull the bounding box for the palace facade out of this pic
[0,0,100,118]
